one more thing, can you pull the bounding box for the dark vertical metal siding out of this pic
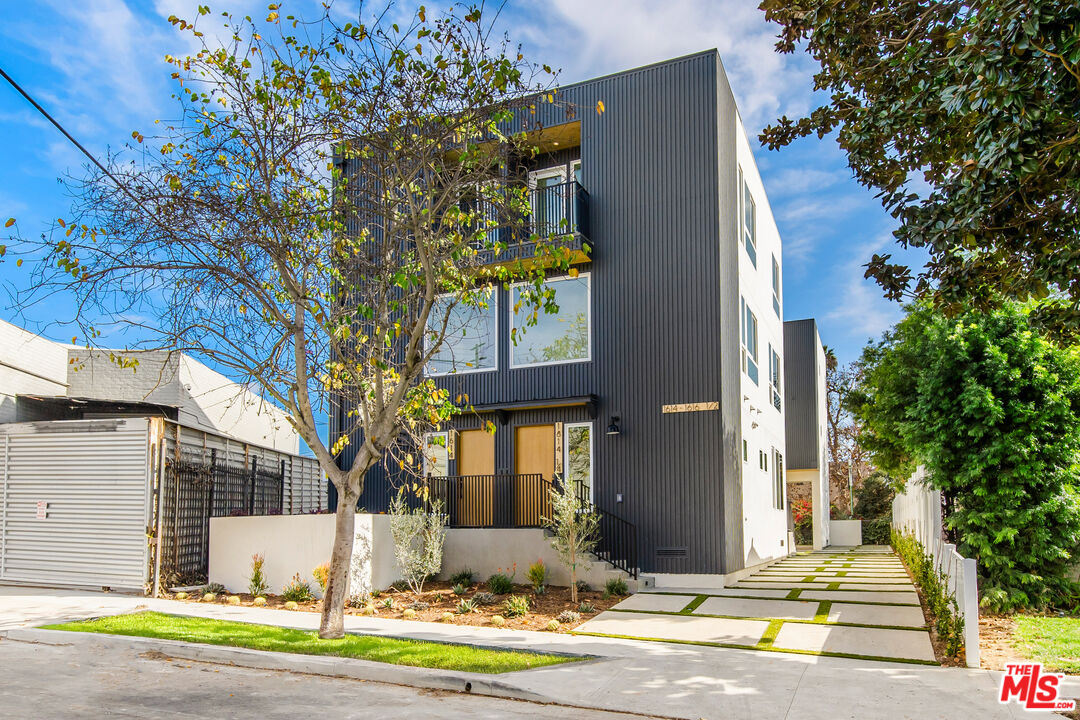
[337,51,734,574]
[783,318,820,469]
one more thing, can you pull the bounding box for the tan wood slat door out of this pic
[514,424,555,526]
[457,429,494,526]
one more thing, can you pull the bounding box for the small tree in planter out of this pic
[543,478,600,604]
[389,487,447,597]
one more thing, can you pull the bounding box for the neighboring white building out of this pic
[0,318,298,452]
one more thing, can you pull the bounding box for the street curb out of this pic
[0,627,558,705]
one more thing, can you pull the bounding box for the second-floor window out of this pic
[769,344,782,411]
[772,255,781,317]
[511,274,591,367]
[741,296,759,385]
[426,291,498,375]
[739,169,757,267]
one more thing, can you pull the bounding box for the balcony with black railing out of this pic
[472,180,591,267]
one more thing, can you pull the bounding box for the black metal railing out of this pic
[409,471,637,578]
[160,453,285,585]
[527,179,589,240]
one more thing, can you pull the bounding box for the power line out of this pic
[0,63,141,205]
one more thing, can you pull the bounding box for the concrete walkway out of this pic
[576,547,936,663]
[1,584,1076,719]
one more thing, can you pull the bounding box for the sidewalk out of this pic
[1,586,1076,719]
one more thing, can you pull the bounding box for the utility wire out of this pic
[0,63,142,205]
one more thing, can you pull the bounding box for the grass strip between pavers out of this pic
[41,612,580,674]
[603,607,927,632]
[642,590,920,607]
[756,619,784,650]
[569,630,939,666]
[813,601,832,624]
[680,595,708,614]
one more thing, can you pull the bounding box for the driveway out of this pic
[576,546,937,664]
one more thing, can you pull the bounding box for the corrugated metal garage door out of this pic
[0,418,151,590]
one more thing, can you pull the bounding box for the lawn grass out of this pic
[42,612,578,674]
[1012,615,1080,674]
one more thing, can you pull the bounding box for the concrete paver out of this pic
[610,593,696,613]
[695,596,820,621]
[798,589,921,605]
[826,601,927,628]
[771,622,936,662]
[579,610,770,645]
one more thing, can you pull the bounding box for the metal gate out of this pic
[0,418,151,590]
[158,452,285,585]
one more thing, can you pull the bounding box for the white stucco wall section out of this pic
[734,113,789,566]
[0,319,70,423]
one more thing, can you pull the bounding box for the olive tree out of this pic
[5,3,582,638]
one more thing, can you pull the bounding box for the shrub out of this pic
[526,560,548,594]
[893,530,964,658]
[451,583,467,596]
[575,579,589,594]
[544,477,600,603]
[227,595,241,605]
[449,568,474,587]
[473,591,497,606]
[456,598,477,614]
[603,577,628,598]
[248,554,268,597]
[410,601,430,611]
[281,573,313,603]
[487,571,514,595]
[546,619,561,632]
[370,590,381,599]
[503,594,530,618]
[312,562,330,593]
[382,597,394,610]
[433,592,444,604]
[577,601,596,614]
[389,488,447,597]
[361,604,376,616]
[792,499,813,546]
[203,582,227,595]
[556,610,581,624]
[855,472,895,545]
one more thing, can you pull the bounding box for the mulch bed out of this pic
[166,580,622,633]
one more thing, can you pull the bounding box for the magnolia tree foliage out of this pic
[849,302,1080,611]
[760,0,1080,335]
[543,478,599,604]
[6,3,585,638]
[388,488,447,597]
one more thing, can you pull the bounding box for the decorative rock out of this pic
[174,591,188,600]
[490,615,506,627]
[202,593,216,602]
[546,619,561,632]
[253,596,267,606]
[403,608,417,619]
[440,612,454,623]
[361,604,376,616]
[227,595,241,605]
[284,601,298,610]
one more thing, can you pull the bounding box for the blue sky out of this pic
[0,0,914,366]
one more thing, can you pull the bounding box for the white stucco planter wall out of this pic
[209,513,400,597]
[829,519,863,547]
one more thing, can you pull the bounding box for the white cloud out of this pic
[824,236,905,341]
[764,167,849,198]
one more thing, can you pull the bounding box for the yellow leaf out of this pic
[568,267,579,278]
[596,100,605,114]
[57,218,66,228]
[4,217,14,227]
[16,258,23,267]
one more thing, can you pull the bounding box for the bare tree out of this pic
[824,347,872,515]
[6,3,583,638]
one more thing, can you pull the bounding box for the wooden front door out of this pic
[514,424,555,525]
[457,429,494,526]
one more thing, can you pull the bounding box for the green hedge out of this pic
[891,529,964,659]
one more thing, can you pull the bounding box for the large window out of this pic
[772,255,781,317]
[510,275,591,367]
[426,291,497,375]
[564,422,593,503]
[741,296,759,385]
[769,344,782,412]
[740,169,757,267]
[422,432,450,477]
[772,448,784,510]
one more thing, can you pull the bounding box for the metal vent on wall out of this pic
[655,546,688,558]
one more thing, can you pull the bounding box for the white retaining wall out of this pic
[209,514,400,598]
[892,467,980,668]
[829,519,863,547]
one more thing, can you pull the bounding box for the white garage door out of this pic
[0,418,151,590]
